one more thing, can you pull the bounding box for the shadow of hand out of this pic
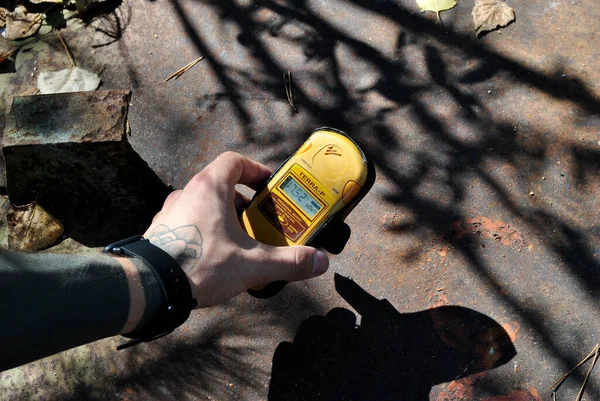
[268,274,516,400]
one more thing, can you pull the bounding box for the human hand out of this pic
[143,152,329,308]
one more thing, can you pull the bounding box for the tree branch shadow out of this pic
[163,0,600,397]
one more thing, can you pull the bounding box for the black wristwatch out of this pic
[104,235,197,350]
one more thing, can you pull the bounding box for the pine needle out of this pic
[16,203,37,249]
[22,4,56,35]
[22,14,43,35]
[20,88,40,96]
[576,345,599,401]
[0,47,19,64]
[548,344,599,391]
[284,71,297,113]
[548,343,600,401]
[57,31,76,68]
[164,57,204,82]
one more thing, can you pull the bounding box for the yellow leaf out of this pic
[7,202,64,251]
[0,8,7,29]
[416,0,457,25]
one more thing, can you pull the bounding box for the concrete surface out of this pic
[0,0,599,400]
[3,90,170,245]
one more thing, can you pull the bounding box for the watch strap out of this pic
[104,236,197,349]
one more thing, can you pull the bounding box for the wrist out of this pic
[112,256,165,334]
[144,224,202,301]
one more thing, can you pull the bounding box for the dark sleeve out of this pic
[0,250,130,371]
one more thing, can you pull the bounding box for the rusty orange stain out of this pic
[380,213,410,230]
[451,216,524,249]
[429,291,450,307]
[529,387,541,399]
[444,373,485,400]
[442,374,537,401]
[447,379,475,399]
[121,387,138,401]
[481,387,542,401]
[435,392,452,401]
[439,293,449,305]
[439,245,449,258]
[502,321,521,343]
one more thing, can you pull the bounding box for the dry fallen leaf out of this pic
[0,37,19,65]
[38,67,101,94]
[0,195,12,248]
[0,48,18,65]
[7,202,64,251]
[42,238,102,254]
[5,5,42,40]
[472,0,515,37]
[416,0,457,25]
[0,7,8,28]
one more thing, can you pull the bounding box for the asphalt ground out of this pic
[1,0,599,400]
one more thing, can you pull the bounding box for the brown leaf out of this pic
[0,46,18,65]
[472,0,515,37]
[5,5,42,40]
[7,202,64,251]
[0,7,8,28]
[0,36,17,54]
[0,195,12,248]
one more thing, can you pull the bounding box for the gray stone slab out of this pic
[3,90,170,246]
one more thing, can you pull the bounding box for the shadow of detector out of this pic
[240,127,376,298]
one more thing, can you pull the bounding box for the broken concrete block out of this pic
[3,90,171,246]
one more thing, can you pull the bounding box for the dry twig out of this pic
[164,57,204,82]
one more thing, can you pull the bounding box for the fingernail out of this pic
[312,250,329,275]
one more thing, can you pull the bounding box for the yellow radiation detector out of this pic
[240,128,374,297]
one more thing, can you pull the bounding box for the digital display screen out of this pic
[280,176,322,219]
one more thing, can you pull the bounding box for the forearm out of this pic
[0,250,161,371]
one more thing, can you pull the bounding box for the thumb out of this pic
[246,244,329,286]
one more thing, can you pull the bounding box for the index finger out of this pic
[205,151,273,190]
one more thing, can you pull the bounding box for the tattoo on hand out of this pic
[145,225,202,271]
